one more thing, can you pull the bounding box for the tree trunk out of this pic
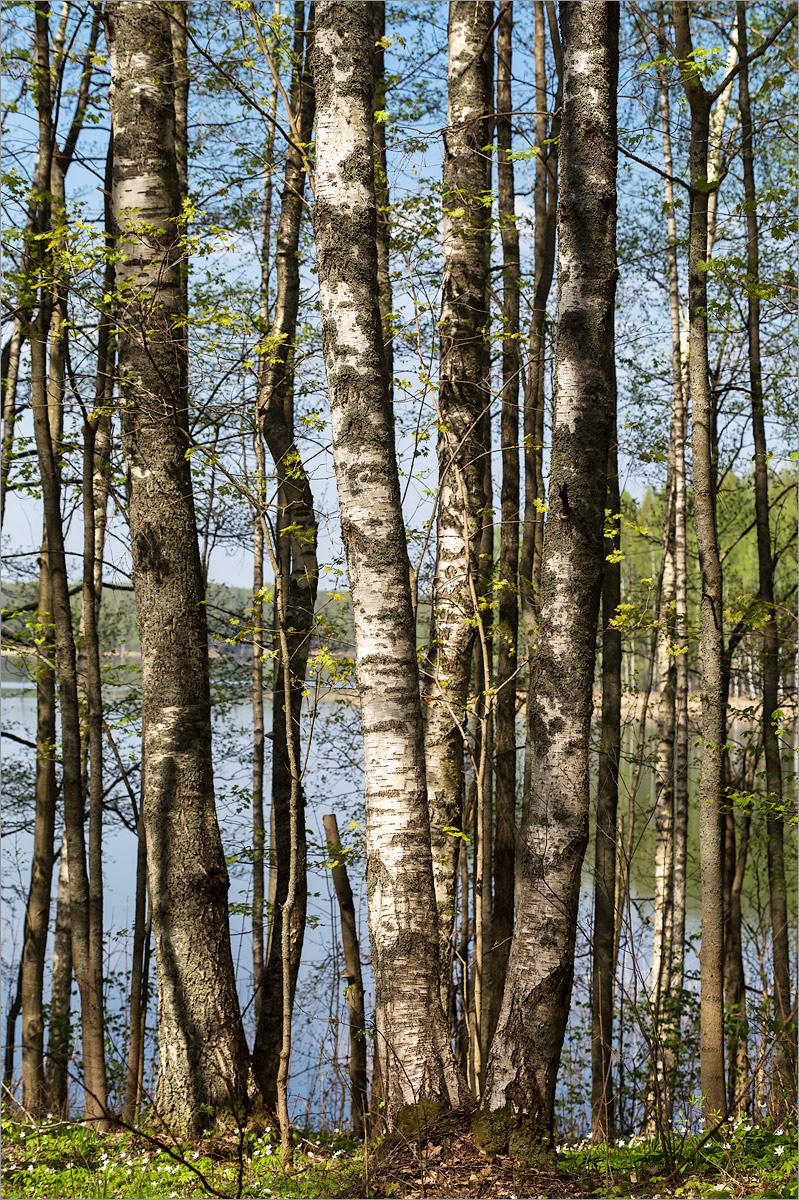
[20,529,57,1114]
[0,320,23,530]
[591,427,621,1141]
[45,839,73,1114]
[491,0,520,1049]
[107,1,250,1133]
[123,809,148,1128]
[423,0,493,1011]
[519,1,561,639]
[372,1,393,404]
[323,814,368,1137]
[673,1,727,1125]
[656,12,690,1112]
[312,0,466,1121]
[31,242,109,1129]
[482,1,618,1155]
[253,0,318,1111]
[737,0,795,1118]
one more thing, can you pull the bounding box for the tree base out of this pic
[472,1107,556,1168]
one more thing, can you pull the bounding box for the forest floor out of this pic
[1,1107,796,1199]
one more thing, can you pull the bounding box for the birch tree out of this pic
[106,0,250,1133]
[479,1,619,1157]
[422,0,493,1010]
[312,0,465,1121]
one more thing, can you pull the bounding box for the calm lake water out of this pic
[1,682,788,1136]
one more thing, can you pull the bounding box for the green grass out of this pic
[558,1118,798,1199]
[0,1116,364,1199]
[1,1110,795,1199]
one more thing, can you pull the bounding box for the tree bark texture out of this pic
[492,0,520,1045]
[423,0,493,1010]
[312,0,466,1120]
[323,814,368,1136]
[20,530,57,1115]
[591,428,621,1142]
[519,1,561,638]
[107,0,250,1133]
[737,1,795,1116]
[45,840,73,1113]
[372,1,393,403]
[673,0,727,1125]
[483,0,618,1148]
[253,0,319,1110]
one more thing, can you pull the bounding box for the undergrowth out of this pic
[1,1108,795,1198]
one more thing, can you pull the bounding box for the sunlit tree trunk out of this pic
[107,0,250,1133]
[312,0,466,1120]
[422,0,493,1011]
[481,2,618,1155]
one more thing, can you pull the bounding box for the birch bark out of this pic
[107,1,250,1133]
[480,1,618,1156]
[312,0,465,1120]
[423,0,493,1009]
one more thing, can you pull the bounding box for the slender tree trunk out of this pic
[323,814,368,1137]
[251,45,279,1024]
[251,439,267,1022]
[123,809,148,1128]
[107,1,250,1133]
[20,529,57,1114]
[491,0,520,1048]
[591,426,621,1142]
[737,1,795,1118]
[253,1,318,1111]
[673,0,727,1124]
[312,0,466,1120]
[45,840,72,1113]
[0,320,23,529]
[423,0,493,1011]
[519,1,561,638]
[657,16,690,1111]
[482,2,618,1155]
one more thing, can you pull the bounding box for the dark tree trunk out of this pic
[673,0,727,1124]
[107,1,250,1133]
[323,814,368,1137]
[491,0,520,1048]
[737,0,795,1117]
[591,426,621,1141]
[253,0,319,1112]
[482,1,619,1157]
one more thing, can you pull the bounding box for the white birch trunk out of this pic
[312,0,465,1121]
